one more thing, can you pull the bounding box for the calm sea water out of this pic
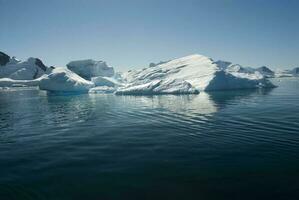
[0,78,299,200]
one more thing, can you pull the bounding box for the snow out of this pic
[67,59,114,80]
[275,67,299,78]
[0,57,48,80]
[225,64,255,74]
[291,67,299,76]
[117,54,275,94]
[91,76,122,87]
[116,79,199,95]
[256,66,275,78]
[0,77,44,87]
[39,68,94,93]
[0,52,278,95]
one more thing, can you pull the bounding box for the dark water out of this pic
[0,78,299,200]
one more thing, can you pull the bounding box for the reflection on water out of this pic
[0,81,299,200]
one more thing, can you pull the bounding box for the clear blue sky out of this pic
[0,0,298,71]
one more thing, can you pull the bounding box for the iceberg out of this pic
[0,51,277,95]
[91,76,122,87]
[67,59,114,80]
[275,67,299,78]
[116,79,199,95]
[39,68,94,93]
[0,52,49,80]
[0,51,10,66]
[256,66,275,78]
[291,67,299,76]
[117,54,275,95]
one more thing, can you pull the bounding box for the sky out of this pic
[0,0,298,71]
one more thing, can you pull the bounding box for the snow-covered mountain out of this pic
[116,54,275,95]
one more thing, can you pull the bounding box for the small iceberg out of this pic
[39,68,94,93]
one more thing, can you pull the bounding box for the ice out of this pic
[256,66,275,78]
[67,59,114,80]
[0,56,48,80]
[275,67,299,78]
[0,77,44,87]
[0,52,278,95]
[39,68,94,93]
[91,76,122,87]
[116,79,198,95]
[117,54,275,94]
[226,64,255,74]
[291,67,299,76]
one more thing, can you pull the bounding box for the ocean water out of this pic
[0,78,299,200]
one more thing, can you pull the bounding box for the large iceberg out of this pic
[0,51,51,87]
[0,52,49,80]
[67,59,114,80]
[39,68,94,93]
[115,79,198,95]
[116,54,275,95]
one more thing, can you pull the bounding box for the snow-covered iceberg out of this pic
[275,67,299,78]
[116,54,275,95]
[291,67,299,76]
[0,52,49,80]
[0,51,51,88]
[91,76,121,87]
[39,68,94,93]
[115,79,199,95]
[215,60,275,78]
[67,59,114,80]
[256,66,275,78]
[0,51,277,95]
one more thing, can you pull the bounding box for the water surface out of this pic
[0,78,299,200]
